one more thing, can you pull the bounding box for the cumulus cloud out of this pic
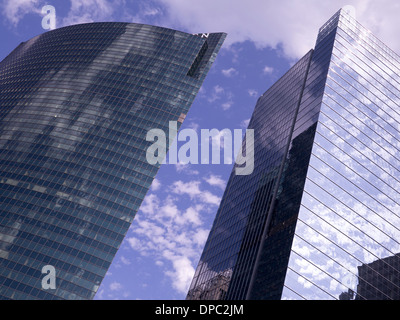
[206,85,234,110]
[248,89,258,97]
[154,0,400,59]
[1,0,43,26]
[175,163,200,175]
[151,178,161,191]
[204,174,226,190]
[193,228,210,246]
[1,0,126,28]
[139,193,159,215]
[164,255,196,294]
[220,101,232,111]
[263,66,274,75]
[171,180,221,206]
[175,206,203,226]
[126,177,221,294]
[241,118,251,128]
[61,0,119,26]
[221,67,238,77]
[4,1,400,59]
[207,85,225,103]
[109,281,122,291]
[120,256,131,265]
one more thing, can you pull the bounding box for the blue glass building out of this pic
[0,22,225,300]
[187,8,400,300]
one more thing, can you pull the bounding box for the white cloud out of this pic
[109,281,122,291]
[204,174,226,190]
[154,0,400,59]
[120,256,131,265]
[248,89,258,97]
[186,121,200,132]
[159,197,179,219]
[4,1,400,60]
[137,219,165,236]
[61,0,120,26]
[197,86,207,99]
[207,85,234,110]
[126,237,141,251]
[171,180,201,198]
[126,176,223,295]
[151,178,161,191]
[199,192,221,206]
[1,0,43,26]
[221,101,233,110]
[241,118,250,128]
[155,260,164,266]
[171,180,221,206]
[139,193,159,215]
[193,229,209,246]
[175,206,203,226]
[139,3,162,17]
[263,66,274,74]
[127,1,163,24]
[208,85,225,103]
[164,255,195,294]
[175,163,200,175]
[221,67,238,77]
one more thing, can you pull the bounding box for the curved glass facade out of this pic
[0,22,225,300]
[188,9,400,300]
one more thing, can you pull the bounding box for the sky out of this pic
[1,0,400,300]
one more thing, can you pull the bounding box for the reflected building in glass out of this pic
[0,22,225,299]
[187,8,400,300]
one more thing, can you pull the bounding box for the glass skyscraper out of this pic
[187,8,400,300]
[0,22,225,300]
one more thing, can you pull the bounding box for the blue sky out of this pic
[1,0,400,300]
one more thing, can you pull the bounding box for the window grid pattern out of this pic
[188,8,400,301]
[187,50,314,300]
[282,10,400,300]
[0,22,226,300]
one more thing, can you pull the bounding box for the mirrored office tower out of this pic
[0,23,225,300]
[187,8,400,300]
